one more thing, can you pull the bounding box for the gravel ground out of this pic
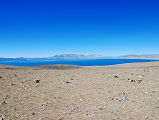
[0,62,159,120]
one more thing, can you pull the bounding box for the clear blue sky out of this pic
[0,0,159,57]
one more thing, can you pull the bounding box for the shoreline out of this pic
[0,61,159,68]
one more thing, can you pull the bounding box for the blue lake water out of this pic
[0,59,158,66]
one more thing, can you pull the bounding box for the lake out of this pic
[0,59,158,66]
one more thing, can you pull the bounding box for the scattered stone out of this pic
[70,78,74,80]
[139,75,144,78]
[114,76,118,78]
[42,104,48,107]
[137,80,142,83]
[99,107,103,110]
[144,91,148,94]
[110,97,114,100]
[129,79,142,83]
[152,90,157,93]
[117,93,126,102]
[130,79,135,82]
[36,80,40,83]
[66,81,71,83]
[2,100,7,105]
[15,74,17,77]
[117,96,126,102]
[56,74,60,76]
[4,95,9,99]
[32,112,35,116]
[11,83,15,85]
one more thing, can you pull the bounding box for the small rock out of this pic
[42,104,48,107]
[99,107,103,110]
[4,95,9,99]
[117,93,126,102]
[114,76,118,78]
[36,80,40,83]
[0,76,2,79]
[11,83,15,85]
[130,79,135,82]
[70,78,74,80]
[32,112,35,116]
[56,74,60,76]
[137,80,142,83]
[152,90,157,93]
[66,81,71,83]
[139,75,144,78]
[117,96,126,102]
[110,97,114,100]
[3,100,7,104]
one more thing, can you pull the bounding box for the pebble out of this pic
[114,76,119,78]
[36,80,40,83]
[129,79,142,83]
[99,107,103,110]
[32,112,35,116]
[139,75,144,78]
[66,81,71,83]
[56,74,60,76]
[130,79,135,82]
[138,80,142,83]
[117,93,126,102]
[117,96,126,102]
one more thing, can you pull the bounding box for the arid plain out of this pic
[0,62,159,120]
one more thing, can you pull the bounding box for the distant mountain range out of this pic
[0,54,159,60]
[0,54,107,61]
[46,54,107,59]
[120,54,159,59]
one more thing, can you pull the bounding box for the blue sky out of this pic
[0,0,159,57]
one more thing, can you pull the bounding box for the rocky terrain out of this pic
[0,62,159,120]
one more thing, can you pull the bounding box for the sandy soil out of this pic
[0,62,159,120]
